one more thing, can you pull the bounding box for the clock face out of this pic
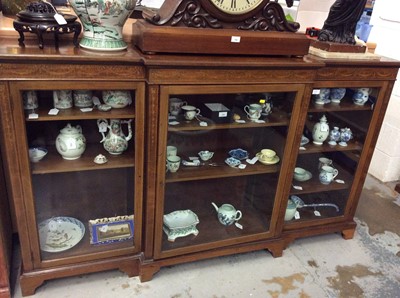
[209,0,264,15]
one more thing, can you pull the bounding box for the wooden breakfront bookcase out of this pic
[0,37,399,295]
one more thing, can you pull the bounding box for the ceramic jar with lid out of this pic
[312,115,330,145]
[55,123,86,160]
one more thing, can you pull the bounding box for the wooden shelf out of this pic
[26,107,135,121]
[168,110,290,132]
[290,163,353,195]
[308,100,373,113]
[31,145,135,174]
[161,202,271,255]
[299,141,363,154]
[40,222,136,262]
[166,162,279,183]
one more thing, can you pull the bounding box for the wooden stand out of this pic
[132,20,311,56]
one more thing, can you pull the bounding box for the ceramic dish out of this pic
[293,167,312,182]
[300,135,310,146]
[38,216,85,252]
[163,210,199,242]
[228,148,249,160]
[29,147,48,162]
[257,155,280,165]
[225,157,241,167]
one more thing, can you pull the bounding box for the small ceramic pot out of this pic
[102,91,132,108]
[352,88,370,105]
[328,126,341,146]
[330,88,346,104]
[55,123,86,160]
[315,88,330,105]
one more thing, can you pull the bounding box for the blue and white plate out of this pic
[225,157,241,168]
[228,148,249,160]
[38,216,85,253]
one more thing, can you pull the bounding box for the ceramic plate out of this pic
[38,217,85,253]
[257,155,280,165]
[228,148,249,160]
[163,210,199,229]
[225,157,241,167]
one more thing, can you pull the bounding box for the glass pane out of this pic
[22,88,137,261]
[162,89,297,254]
[286,86,376,223]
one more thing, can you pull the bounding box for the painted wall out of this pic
[367,0,400,181]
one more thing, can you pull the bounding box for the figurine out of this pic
[318,0,368,45]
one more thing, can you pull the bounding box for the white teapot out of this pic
[211,202,242,226]
[55,123,86,160]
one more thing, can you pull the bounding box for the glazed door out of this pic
[154,84,307,259]
[284,81,388,229]
[9,81,144,269]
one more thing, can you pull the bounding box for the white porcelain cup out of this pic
[319,165,339,185]
[182,105,200,120]
[244,103,262,121]
[169,98,187,116]
[166,146,177,157]
[73,90,93,108]
[318,157,333,171]
[258,149,276,161]
[167,155,181,173]
[294,167,307,180]
[53,90,73,109]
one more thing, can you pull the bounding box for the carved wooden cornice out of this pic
[143,0,299,32]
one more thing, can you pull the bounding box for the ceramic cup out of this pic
[315,88,331,105]
[330,88,346,104]
[102,90,132,108]
[318,157,333,171]
[319,165,338,185]
[23,91,38,111]
[169,98,187,116]
[167,155,181,173]
[166,145,178,157]
[53,90,73,109]
[294,167,307,181]
[198,150,214,161]
[244,103,262,121]
[258,149,276,162]
[181,105,200,120]
[73,90,93,108]
[352,88,371,106]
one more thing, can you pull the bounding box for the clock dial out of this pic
[209,0,264,15]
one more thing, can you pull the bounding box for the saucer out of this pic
[257,154,280,165]
[293,170,312,182]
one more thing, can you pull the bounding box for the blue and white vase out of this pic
[69,0,136,51]
[339,128,353,147]
[328,126,341,146]
[330,88,346,104]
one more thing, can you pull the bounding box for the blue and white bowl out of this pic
[225,157,241,168]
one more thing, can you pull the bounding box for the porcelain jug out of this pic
[97,119,133,155]
[211,202,242,226]
[55,123,86,160]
